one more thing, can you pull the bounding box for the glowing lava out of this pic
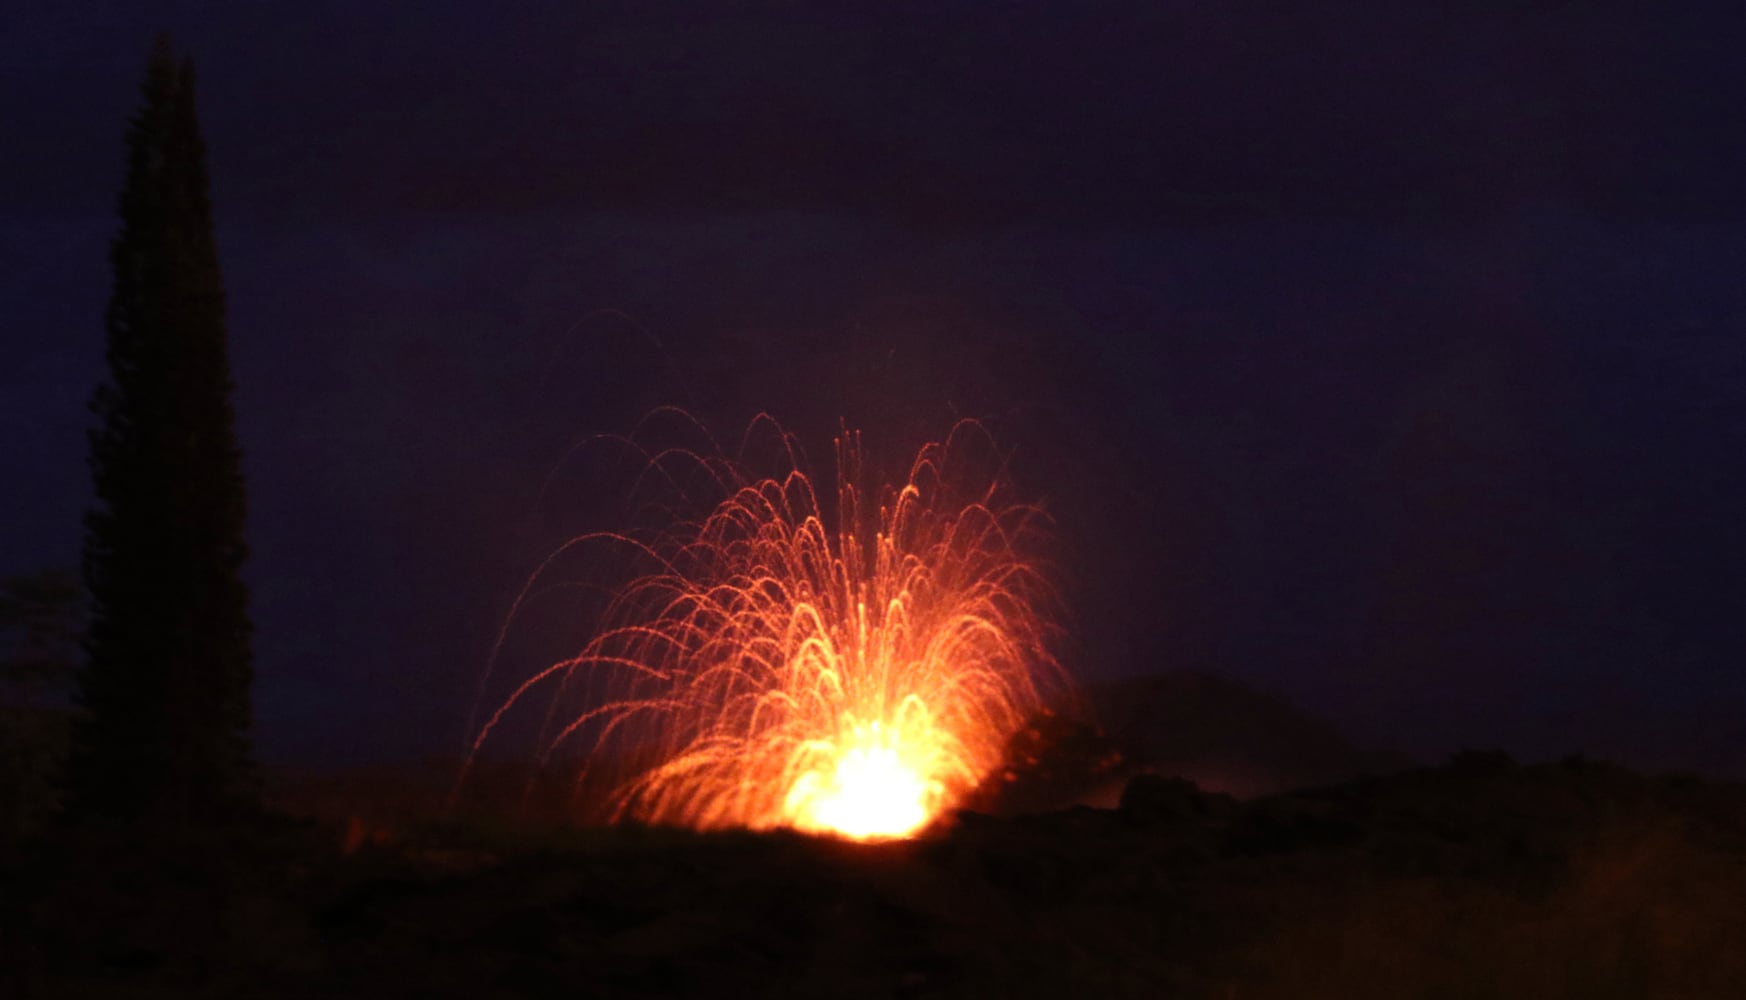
[465,419,1067,840]
[786,722,936,839]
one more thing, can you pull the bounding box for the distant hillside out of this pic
[19,752,1746,998]
[1082,671,1414,799]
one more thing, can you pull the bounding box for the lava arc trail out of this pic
[466,419,1070,840]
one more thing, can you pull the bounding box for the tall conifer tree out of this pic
[67,36,257,828]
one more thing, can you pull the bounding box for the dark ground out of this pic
[6,752,1746,999]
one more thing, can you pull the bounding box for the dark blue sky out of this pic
[4,2,1744,774]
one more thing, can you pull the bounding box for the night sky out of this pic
[4,2,1744,775]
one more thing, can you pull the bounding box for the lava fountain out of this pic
[465,418,1069,840]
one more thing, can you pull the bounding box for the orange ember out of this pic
[467,420,1067,840]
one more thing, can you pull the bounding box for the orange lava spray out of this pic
[465,418,1068,839]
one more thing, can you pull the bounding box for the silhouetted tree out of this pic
[1,570,81,839]
[65,36,258,829]
[0,570,82,706]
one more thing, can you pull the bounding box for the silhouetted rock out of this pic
[962,707,1129,816]
[1226,795,1367,855]
[1118,773,1235,826]
[1448,747,1517,775]
[1085,671,1413,797]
